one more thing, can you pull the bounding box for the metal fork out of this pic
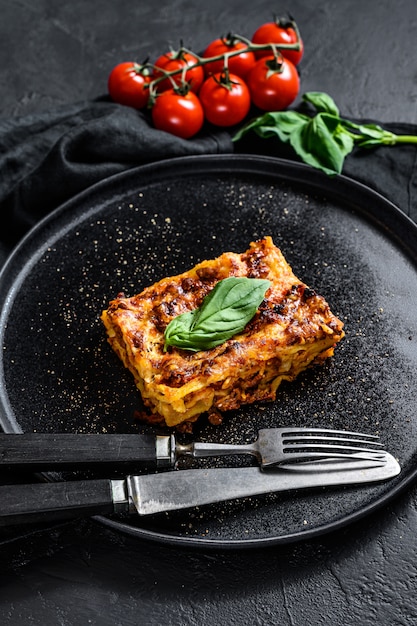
[175,427,387,468]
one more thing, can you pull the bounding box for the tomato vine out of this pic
[107,15,303,138]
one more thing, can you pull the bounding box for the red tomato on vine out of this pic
[199,71,251,127]
[202,36,256,79]
[153,50,204,93]
[246,56,300,111]
[108,62,152,109]
[252,19,304,66]
[151,88,204,138]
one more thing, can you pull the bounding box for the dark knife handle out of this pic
[0,433,163,470]
[0,478,128,526]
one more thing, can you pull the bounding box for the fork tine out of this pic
[281,435,384,447]
[278,425,387,464]
[283,442,386,456]
[277,453,388,468]
[279,427,380,440]
[277,451,388,465]
[257,427,388,467]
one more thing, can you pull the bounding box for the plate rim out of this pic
[1,153,416,548]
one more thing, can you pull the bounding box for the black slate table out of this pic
[1,1,417,624]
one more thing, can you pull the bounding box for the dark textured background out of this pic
[1,0,417,624]
[1,0,417,124]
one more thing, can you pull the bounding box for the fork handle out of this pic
[0,433,165,469]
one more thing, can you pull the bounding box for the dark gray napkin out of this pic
[0,99,233,253]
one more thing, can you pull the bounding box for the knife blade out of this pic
[0,452,400,526]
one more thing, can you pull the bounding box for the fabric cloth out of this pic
[1,98,416,261]
[0,98,233,254]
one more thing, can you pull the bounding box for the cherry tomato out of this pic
[108,62,152,109]
[151,89,204,139]
[199,72,251,127]
[246,56,300,111]
[251,20,304,66]
[202,37,256,79]
[153,50,204,93]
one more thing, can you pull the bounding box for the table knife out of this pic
[0,453,400,526]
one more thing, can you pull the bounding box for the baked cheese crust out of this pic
[101,237,344,429]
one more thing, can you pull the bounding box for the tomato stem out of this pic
[147,30,302,94]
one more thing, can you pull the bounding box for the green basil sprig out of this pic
[163,276,270,352]
[233,91,417,176]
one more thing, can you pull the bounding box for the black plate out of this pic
[1,155,417,549]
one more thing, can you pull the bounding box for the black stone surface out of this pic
[1,1,417,624]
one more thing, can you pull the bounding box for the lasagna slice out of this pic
[101,237,344,429]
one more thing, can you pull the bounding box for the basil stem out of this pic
[163,276,270,352]
[233,91,417,176]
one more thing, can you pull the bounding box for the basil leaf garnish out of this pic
[164,276,271,352]
[233,91,417,176]
[302,91,340,116]
[294,113,354,175]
